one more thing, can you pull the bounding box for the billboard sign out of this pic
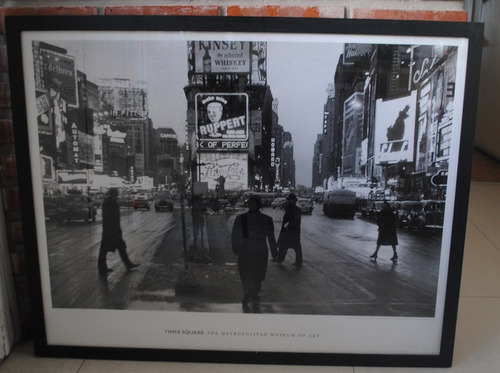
[41,48,78,106]
[195,93,249,151]
[199,154,248,191]
[343,43,374,64]
[375,91,417,164]
[192,41,251,74]
[36,91,52,135]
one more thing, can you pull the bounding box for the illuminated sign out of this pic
[195,93,249,151]
[71,123,79,164]
[57,170,88,184]
[375,91,417,164]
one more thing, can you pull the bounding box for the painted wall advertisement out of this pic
[375,91,417,164]
[195,93,249,151]
[192,41,251,74]
[199,153,248,191]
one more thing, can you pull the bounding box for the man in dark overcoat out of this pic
[98,188,138,274]
[273,193,303,266]
[231,195,278,312]
[370,201,398,262]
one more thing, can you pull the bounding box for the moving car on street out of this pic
[154,196,174,212]
[296,198,314,214]
[323,189,357,218]
[271,197,286,209]
[133,194,150,210]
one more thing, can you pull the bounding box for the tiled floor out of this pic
[2,181,500,372]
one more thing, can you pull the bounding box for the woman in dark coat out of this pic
[231,195,277,312]
[370,202,398,262]
[98,188,138,274]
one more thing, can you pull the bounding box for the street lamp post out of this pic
[174,153,201,295]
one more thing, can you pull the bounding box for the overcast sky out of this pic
[45,36,342,187]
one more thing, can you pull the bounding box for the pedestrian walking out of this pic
[231,195,278,312]
[370,201,398,262]
[98,188,139,274]
[273,193,303,266]
[191,194,207,247]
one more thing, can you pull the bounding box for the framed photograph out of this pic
[6,15,483,367]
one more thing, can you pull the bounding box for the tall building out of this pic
[281,131,295,189]
[97,78,150,180]
[184,40,274,192]
[312,134,324,188]
[156,127,182,186]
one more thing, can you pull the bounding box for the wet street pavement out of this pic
[46,201,442,316]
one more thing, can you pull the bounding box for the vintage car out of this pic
[296,198,314,215]
[323,189,357,218]
[118,194,134,207]
[154,196,174,212]
[271,197,286,209]
[359,200,375,218]
[43,194,63,220]
[397,201,421,228]
[410,200,445,231]
[133,194,150,210]
[56,194,97,223]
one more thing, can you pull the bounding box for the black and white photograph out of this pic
[7,16,483,366]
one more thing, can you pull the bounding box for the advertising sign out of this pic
[57,170,88,184]
[36,91,52,134]
[343,43,374,64]
[41,48,78,106]
[375,91,417,164]
[195,93,249,151]
[409,45,447,91]
[199,153,248,191]
[342,93,364,176]
[192,41,251,74]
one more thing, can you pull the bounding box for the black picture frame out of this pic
[6,15,483,367]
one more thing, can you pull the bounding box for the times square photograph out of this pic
[26,32,461,318]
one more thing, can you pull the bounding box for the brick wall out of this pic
[0,2,467,336]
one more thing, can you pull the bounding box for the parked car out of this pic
[296,198,314,214]
[56,194,97,223]
[133,194,150,210]
[43,194,63,219]
[410,200,445,231]
[359,200,375,218]
[396,201,421,228]
[369,201,386,220]
[154,196,174,212]
[271,197,286,209]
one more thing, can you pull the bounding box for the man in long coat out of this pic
[273,193,303,266]
[98,188,138,274]
[232,195,277,312]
